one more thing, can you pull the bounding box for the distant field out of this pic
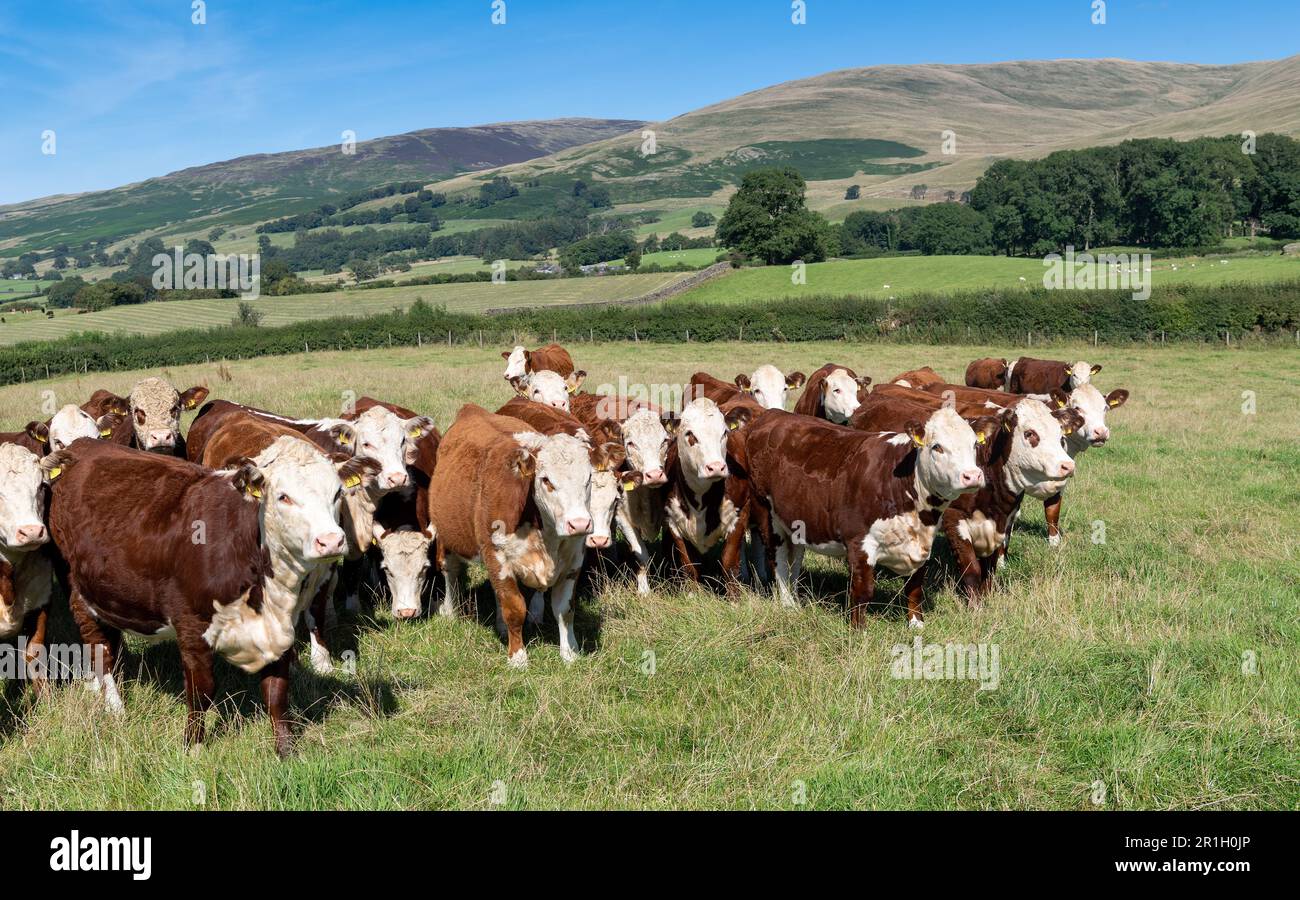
[675,253,1300,304]
[627,248,719,268]
[0,271,695,346]
[0,342,1293,809]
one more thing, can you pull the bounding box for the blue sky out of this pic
[0,0,1296,205]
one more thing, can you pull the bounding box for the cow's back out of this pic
[690,372,743,407]
[528,343,575,377]
[1008,357,1068,395]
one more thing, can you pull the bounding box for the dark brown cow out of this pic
[1007,357,1101,395]
[888,366,946,389]
[81,390,132,445]
[740,407,997,627]
[47,436,377,755]
[501,342,576,380]
[689,371,745,407]
[427,405,598,665]
[85,379,208,454]
[792,363,871,424]
[964,358,1010,390]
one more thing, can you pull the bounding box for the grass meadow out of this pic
[0,341,1296,810]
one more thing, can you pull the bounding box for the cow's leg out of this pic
[773,536,797,607]
[20,607,49,696]
[493,575,529,668]
[720,505,751,597]
[178,637,216,753]
[550,572,581,664]
[903,563,928,629]
[306,570,337,673]
[950,534,984,606]
[526,590,545,626]
[670,531,702,584]
[337,558,364,613]
[1044,492,1063,547]
[68,589,124,713]
[259,651,295,758]
[845,545,876,629]
[437,554,463,618]
[616,505,651,595]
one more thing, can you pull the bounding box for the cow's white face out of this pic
[129,377,207,451]
[502,346,529,380]
[517,370,572,412]
[1065,384,1128,452]
[0,444,52,551]
[335,407,431,492]
[1067,361,1100,390]
[253,437,374,562]
[620,409,670,484]
[1006,399,1077,489]
[524,432,594,538]
[46,405,100,451]
[744,364,804,410]
[373,525,434,619]
[913,407,986,501]
[676,398,732,484]
[586,470,622,549]
[822,368,862,424]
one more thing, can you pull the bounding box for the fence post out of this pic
[1093,329,1098,347]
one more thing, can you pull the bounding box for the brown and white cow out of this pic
[48,436,378,755]
[428,405,596,666]
[1007,357,1101,396]
[88,378,209,453]
[1,405,122,455]
[964,358,1010,390]
[742,407,996,627]
[509,369,587,412]
[691,366,806,412]
[662,397,754,588]
[888,366,946,389]
[792,363,871,424]
[569,393,671,594]
[0,443,68,695]
[501,342,576,380]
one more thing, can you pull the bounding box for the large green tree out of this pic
[716,167,832,264]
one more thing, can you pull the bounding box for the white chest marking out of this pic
[862,510,937,575]
[667,493,738,553]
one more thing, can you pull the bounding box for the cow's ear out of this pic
[95,413,122,438]
[25,421,48,444]
[39,448,74,483]
[370,521,387,546]
[1090,364,1103,376]
[785,371,806,389]
[591,440,625,471]
[1047,388,1070,409]
[102,395,128,416]
[970,415,1000,446]
[180,386,209,410]
[231,461,266,500]
[510,447,536,480]
[566,370,587,394]
[1052,407,1083,436]
[509,375,529,396]
[1106,389,1129,409]
[725,406,752,432]
[338,456,381,492]
[660,412,679,437]
[404,415,434,441]
[501,351,511,360]
[905,420,926,448]
[734,374,751,390]
[620,471,644,493]
[328,422,357,450]
[855,375,873,388]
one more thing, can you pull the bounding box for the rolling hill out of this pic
[425,55,1300,218]
[0,118,645,256]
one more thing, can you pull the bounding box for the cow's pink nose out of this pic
[550,400,567,410]
[1058,459,1076,477]
[393,607,419,620]
[15,524,46,545]
[644,468,666,484]
[960,469,983,488]
[148,430,175,447]
[703,461,727,477]
[565,516,592,536]
[384,471,408,489]
[1091,428,1109,443]
[312,532,345,557]
[586,534,611,549]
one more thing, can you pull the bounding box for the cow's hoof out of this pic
[559,647,578,665]
[908,616,925,630]
[507,649,529,669]
[308,643,334,675]
[1047,534,1061,548]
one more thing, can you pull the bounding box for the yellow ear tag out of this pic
[48,466,62,481]
[338,434,352,445]
[622,479,637,492]
[1108,399,1119,407]
[409,428,423,439]
[1003,421,1012,433]
[976,432,986,445]
[186,399,197,409]
[1063,426,1074,435]
[35,432,47,444]
[1056,400,1067,409]
[246,485,261,499]
[344,474,362,489]
[99,428,113,437]
[728,420,740,431]
[911,434,925,448]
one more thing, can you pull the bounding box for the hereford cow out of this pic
[0,443,68,695]
[427,405,597,666]
[964,358,1010,390]
[86,378,209,454]
[742,407,996,627]
[889,366,946,389]
[502,342,576,380]
[1,405,122,455]
[509,369,586,412]
[48,436,378,755]
[662,398,754,588]
[569,393,671,594]
[1007,357,1101,395]
[792,363,871,424]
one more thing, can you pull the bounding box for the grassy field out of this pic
[0,271,694,346]
[676,253,1300,305]
[0,341,1295,810]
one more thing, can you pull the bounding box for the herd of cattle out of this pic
[0,344,1128,755]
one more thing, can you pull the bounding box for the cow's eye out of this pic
[1024,430,1038,442]
[686,432,698,447]
[542,477,555,492]
[278,494,294,505]
[932,444,945,454]
[626,440,637,450]
[363,442,374,451]
[1061,437,1068,449]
